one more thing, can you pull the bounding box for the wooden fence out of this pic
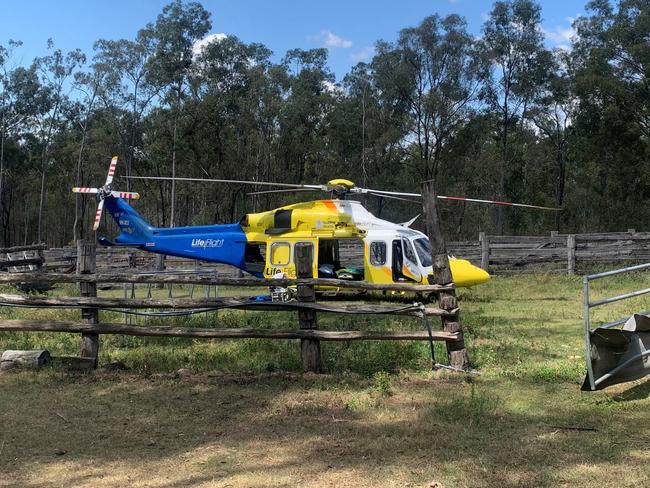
[0,240,461,372]
[0,244,46,272]
[30,230,650,277]
[450,229,650,274]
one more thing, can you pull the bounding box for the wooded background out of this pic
[0,0,648,247]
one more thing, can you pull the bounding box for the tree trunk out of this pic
[0,110,5,247]
[37,167,46,243]
[421,180,469,370]
[72,129,88,242]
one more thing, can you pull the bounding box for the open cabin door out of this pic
[392,238,422,282]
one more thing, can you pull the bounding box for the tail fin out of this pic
[103,196,154,246]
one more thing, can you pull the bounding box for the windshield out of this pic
[413,237,432,267]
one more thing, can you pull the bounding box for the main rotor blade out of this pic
[366,191,420,204]
[111,191,140,199]
[124,175,326,191]
[72,187,99,194]
[105,156,118,185]
[436,195,561,211]
[93,199,105,231]
[365,189,561,211]
[247,188,321,196]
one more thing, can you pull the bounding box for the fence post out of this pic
[479,231,490,272]
[567,234,576,275]
[422,180,469,370]
[77,239,99,367]
[295,242,321,373]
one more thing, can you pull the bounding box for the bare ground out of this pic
[1,369,649,488]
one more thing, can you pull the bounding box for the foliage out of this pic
[0,0,649,247]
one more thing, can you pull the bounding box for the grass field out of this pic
[1,273,650,487]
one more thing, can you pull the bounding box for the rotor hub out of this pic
[327,179,356,199]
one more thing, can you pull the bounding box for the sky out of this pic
[0,0,587,80]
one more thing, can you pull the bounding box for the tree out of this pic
[529,50,576,230]
[94,28,159,191]
[569,0,650,230]
[147,0,211,227]
[480,0,552,234]
[33,40,85,243]
[373,14,485,181]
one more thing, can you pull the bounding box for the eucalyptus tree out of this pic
[146,0,211,227]
[193,36,285,215]
[279,48,335,183]
[372,14,485,182]
[529,50,576,230]
[93,27,159,191]
[33,40,85,242]
[480,0,552,234]
[569,0,650,230]
[0,40,21,236]
[70,60,115,241]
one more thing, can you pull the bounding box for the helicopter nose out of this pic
[448,258,491,288]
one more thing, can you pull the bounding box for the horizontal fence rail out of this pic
[0,320,458,342]
[0,293,455,317]
[0,240,463,373]
[0,271,454,292]
[27,229,650,277]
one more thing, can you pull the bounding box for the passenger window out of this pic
[369,241,387,266]
[270,242,291,265]
[402,239,417,263]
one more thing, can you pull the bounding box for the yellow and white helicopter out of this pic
[75,158,560,289]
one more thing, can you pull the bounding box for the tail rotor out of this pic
[72,156,140,231]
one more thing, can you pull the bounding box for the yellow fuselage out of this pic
[241,199,490,288]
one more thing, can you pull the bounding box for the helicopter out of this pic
[73,157,560,289]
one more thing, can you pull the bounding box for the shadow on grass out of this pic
[612,379,650,402]
[1,372,648,488]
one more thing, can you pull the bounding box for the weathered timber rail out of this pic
[35,230,650,277]
[0,320,457,341]
[0,240,460,373]
[0,293,455,317]
[0,271,452,292]
[0,244,45,273]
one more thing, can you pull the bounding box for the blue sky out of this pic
[1,0,586,80]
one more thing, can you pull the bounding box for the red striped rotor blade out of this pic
[105,156,118,185]
[72,187,99,194]
[111,191,140,200]
[92,199,105,231]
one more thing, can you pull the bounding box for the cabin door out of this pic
[392,238,421,282]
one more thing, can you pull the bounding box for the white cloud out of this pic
[350,46,375,63]
[541,17,577,51]
[192,33,228,58]
[319,30,352,49]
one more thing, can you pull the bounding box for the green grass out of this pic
[1,273,650,487]
[4,272,647,378]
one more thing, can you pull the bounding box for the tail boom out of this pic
[103,197,248,270]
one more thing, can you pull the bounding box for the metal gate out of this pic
[583,263,650,390]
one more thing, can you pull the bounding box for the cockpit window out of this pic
[402,238,417,263]
[414,238,432,267]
